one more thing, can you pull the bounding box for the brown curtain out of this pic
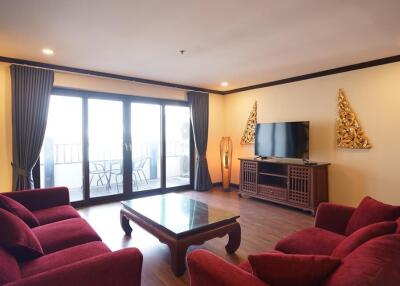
[11,65,54,191]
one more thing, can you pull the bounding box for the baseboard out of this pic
[212,182,239,189]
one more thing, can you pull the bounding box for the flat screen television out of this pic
[255,121,309,159]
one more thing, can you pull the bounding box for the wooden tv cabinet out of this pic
[239,158,329,215]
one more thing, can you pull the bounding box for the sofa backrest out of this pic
[323,234,400,286]
[0,246,21,285]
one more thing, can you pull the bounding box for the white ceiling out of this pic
[1,0,400,91]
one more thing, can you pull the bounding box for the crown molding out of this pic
[0,56,224,95]
[2,54,400,96]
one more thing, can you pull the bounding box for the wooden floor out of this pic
[78,187,314,286]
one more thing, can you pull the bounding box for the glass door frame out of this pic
[34,87,194,207]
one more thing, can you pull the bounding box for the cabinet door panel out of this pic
[240,161,258,194]
[288,166,311,206]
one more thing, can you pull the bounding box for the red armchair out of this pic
[0,187,143,286]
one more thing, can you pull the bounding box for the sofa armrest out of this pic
[187,250,268,286]
[315,202,356,235]
[3,187,70,211]
[6,248,143,286]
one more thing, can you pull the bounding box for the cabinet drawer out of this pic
[258,185,287,201]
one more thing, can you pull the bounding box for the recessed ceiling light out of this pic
[221,82,229,87]
[42,48,54,55]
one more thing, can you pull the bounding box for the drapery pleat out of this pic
[187,91,212,191]
[11,65,54,191]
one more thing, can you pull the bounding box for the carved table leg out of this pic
[120,210,132,236]
[225,222,241,254]
[168,242,189,277]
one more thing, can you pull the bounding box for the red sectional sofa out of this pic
[0,187,143,286]
[187,197,400,286]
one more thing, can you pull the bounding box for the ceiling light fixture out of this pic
[42,48,54,55]
[221,82,229,87]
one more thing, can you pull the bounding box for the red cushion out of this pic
[275,227,345,255]
[345,196,400,235]
[0,209,43,261]
[32,218,101,254]
[0,247,21,285]
[0,194,39,227]
[248,253,340,286]
[21,241,110,277]
[239,250,284,273]
[332,221,396,259]
[324,234,400,286]
[32,205,80,225]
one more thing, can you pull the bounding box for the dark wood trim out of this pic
[52,86,189,105]
[72,186,192,208]
[212,182,239,189]
[82,97,90,201]
[0,56,224,95]
[222,54,400,94]
[2,54,400,96]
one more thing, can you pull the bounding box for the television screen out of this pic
[255,121,309,159]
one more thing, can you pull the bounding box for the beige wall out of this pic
[0,63,12,193]
[0,64,224,192]
[225,62,400,206]
[1,61,399,206]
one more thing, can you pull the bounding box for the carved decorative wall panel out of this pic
[336,89,371,149]
[240,101,257,145]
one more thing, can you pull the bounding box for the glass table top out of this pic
[121,193,239,236]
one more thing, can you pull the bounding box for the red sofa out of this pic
[0,187,143,286]
[187,197,400,286]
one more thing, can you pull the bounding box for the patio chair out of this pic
[132,157,149,187]
[109,160,123,193]
[89,161,109,187]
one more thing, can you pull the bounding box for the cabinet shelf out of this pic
[259,172,288,178]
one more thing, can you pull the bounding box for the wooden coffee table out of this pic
[120,193,241,276]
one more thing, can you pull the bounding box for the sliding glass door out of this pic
[38,89,193,205]
[165,105,191,187]
[40,96,83,202]
[88,99,124,198]
[130,102,161,191]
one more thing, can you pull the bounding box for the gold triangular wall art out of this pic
[240,101,257,145]
[336,89,371,149]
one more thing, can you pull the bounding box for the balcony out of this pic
[40,142,190,202]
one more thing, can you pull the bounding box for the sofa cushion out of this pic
[324,234,400,286]
[21,241,110,277]
[0,209,43,261]
[332,221,396,259]
[345,196,400,235]
[275,227,345,255]
[0,247,21,285]
[249,253,340,286]
[32,218,101,254]
[32,205,81,225]
[0,194,39,227]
